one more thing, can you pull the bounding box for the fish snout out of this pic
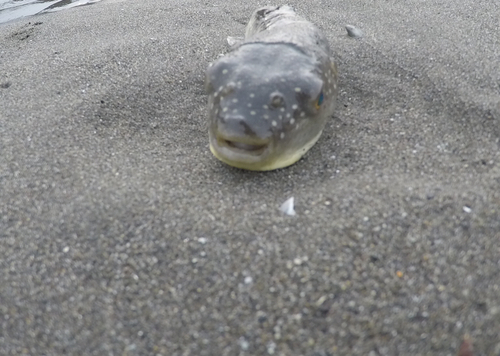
[211,113,272,159]
[216,113,271,140]
[217,113,249,134]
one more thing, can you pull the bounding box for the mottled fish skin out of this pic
[206,5,338,171]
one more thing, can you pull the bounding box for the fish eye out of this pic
[315,91,324,110]
[270,92,284,108]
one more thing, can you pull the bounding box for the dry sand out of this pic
[1,0,499,355]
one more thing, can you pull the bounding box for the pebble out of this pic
[267,341,276,354]
[345,25,363,38]
[238,337,249,351]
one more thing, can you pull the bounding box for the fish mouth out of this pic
[209,130,272,166]
[208,127,325,171]
[223,139,268,155]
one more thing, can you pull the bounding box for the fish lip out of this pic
[224,140,268,154]
[209,130,272,163]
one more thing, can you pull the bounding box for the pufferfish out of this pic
[206,5,338,171]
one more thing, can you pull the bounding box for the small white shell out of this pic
[345,25,363,38]
[279,197,296,216]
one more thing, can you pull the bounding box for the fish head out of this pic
[206,43,337,170]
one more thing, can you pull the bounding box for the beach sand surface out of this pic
[1,0,499,355]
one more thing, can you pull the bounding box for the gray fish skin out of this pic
[206,5,338,171]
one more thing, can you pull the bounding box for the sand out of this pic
[1,0,499,354]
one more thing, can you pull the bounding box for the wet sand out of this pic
[1,0,499,354]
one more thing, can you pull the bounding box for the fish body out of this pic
[206,5,338,170]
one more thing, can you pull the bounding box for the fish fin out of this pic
[226,36,244,48]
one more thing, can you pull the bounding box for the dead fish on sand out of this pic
[206,5,338,170]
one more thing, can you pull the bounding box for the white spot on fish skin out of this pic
[265,78,270,82]
[215,108,219,115]
[292,104,298,110]
[278,115,283,120]
[280,78,286,82]
[237,81,242,88]
[263,105,269,110]
[280,108,285,112]
[290,118,295,125]
[250,111,256,115]
[247,103,252,107]
[272,121,277,127]
[295,87,301,92]
[280,132,285,139]
[263,114,269,119]
[249,93,255,98]
[223,107,228,112]
[300,112,305,117]
[222,69,228,74]
[232,98,238,103]
[286,113,291,118]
